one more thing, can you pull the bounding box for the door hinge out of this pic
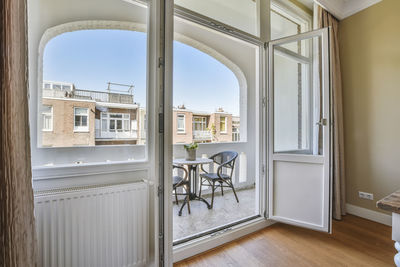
[261,164,266,175]
[264,42,268,49]
[159,248,164,266]
[158,113,164,133]
[157,185,163,197]
[262,97,267,107]
[316,118,328,126]
[158,57,164,68]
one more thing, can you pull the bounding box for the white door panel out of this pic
[272,160,326,229]
[267,28,331,232]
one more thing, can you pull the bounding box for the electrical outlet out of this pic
[358,191,374,200]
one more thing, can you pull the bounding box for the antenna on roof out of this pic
[107,82,135,95]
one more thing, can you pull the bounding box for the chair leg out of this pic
[220,182,224,196]
[199,178,203,198]
[174,189,179,205]
[211,181,215,209]
[230,182,239,203]
[186,187,191,214]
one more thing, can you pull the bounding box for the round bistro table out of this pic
[173,157,213,210]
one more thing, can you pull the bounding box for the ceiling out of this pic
[283,0,383,20]
[315,0,383,20]
[296,0,314,9]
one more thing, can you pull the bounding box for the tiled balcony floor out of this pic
[173,187,256,241]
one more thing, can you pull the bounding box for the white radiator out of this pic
[34,182,149,267]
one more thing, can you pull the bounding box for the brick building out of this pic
[173,105,238,144]
[40,81,141,147]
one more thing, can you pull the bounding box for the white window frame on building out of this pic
[74,107,89,132]
[101,112,131,133]
[42,105,53,131]
[232,127,240,142]
[177,114,185,133]
[193,116,207,131]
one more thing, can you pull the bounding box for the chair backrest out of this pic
[173,164,188,179]
[210,151,238,170]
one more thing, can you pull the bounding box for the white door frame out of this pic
[267,28,332,232]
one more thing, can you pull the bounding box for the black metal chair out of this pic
[173,164,191,216]
[199,151,239,209]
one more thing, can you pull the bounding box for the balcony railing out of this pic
[95,130,138,139]
[74,89,134,104]
[193,130,212,140]
[42,88,134,104]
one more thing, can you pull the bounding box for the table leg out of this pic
[188,165,196,200]
[185,164,211,209]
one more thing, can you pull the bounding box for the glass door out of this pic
[267,28,332,232]
[172,12,263,244]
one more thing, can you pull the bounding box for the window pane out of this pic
[271,10,300,40]
[220,117,226,132]
[81,116,88,126]
[177,115,185,131]
[273,37,315,153]
[75,116,81,127]
[110,120,115,130]
[75,108,87,115]
[42,105,52,114]
[110,114,122,118]
[101,119,107,131]
[175,0,260,36]
[116,120,122,130]
[34,0,148,165]
[123,120,129,131]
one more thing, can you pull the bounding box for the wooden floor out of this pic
[175,215,396,267]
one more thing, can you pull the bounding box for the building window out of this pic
[74,107,89,132]
[101,112,131,133]
[42,105,53,131]
[193,117,207,131]
[177,114,185,133]
[220,116,227,133]
[232,127,240,142]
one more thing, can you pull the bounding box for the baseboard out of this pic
[346,203,392,226]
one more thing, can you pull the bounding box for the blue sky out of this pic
[43,29,240,115]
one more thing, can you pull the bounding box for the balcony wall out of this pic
[192,130,212,141]
[95,129,138,139]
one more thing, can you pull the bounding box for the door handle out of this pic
[316,118,327,126]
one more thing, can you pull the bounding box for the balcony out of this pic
[193,130,212,141]
[172,142,257,242]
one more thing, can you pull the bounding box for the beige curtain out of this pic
[0,0,37,265]
[317,6,346,220]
